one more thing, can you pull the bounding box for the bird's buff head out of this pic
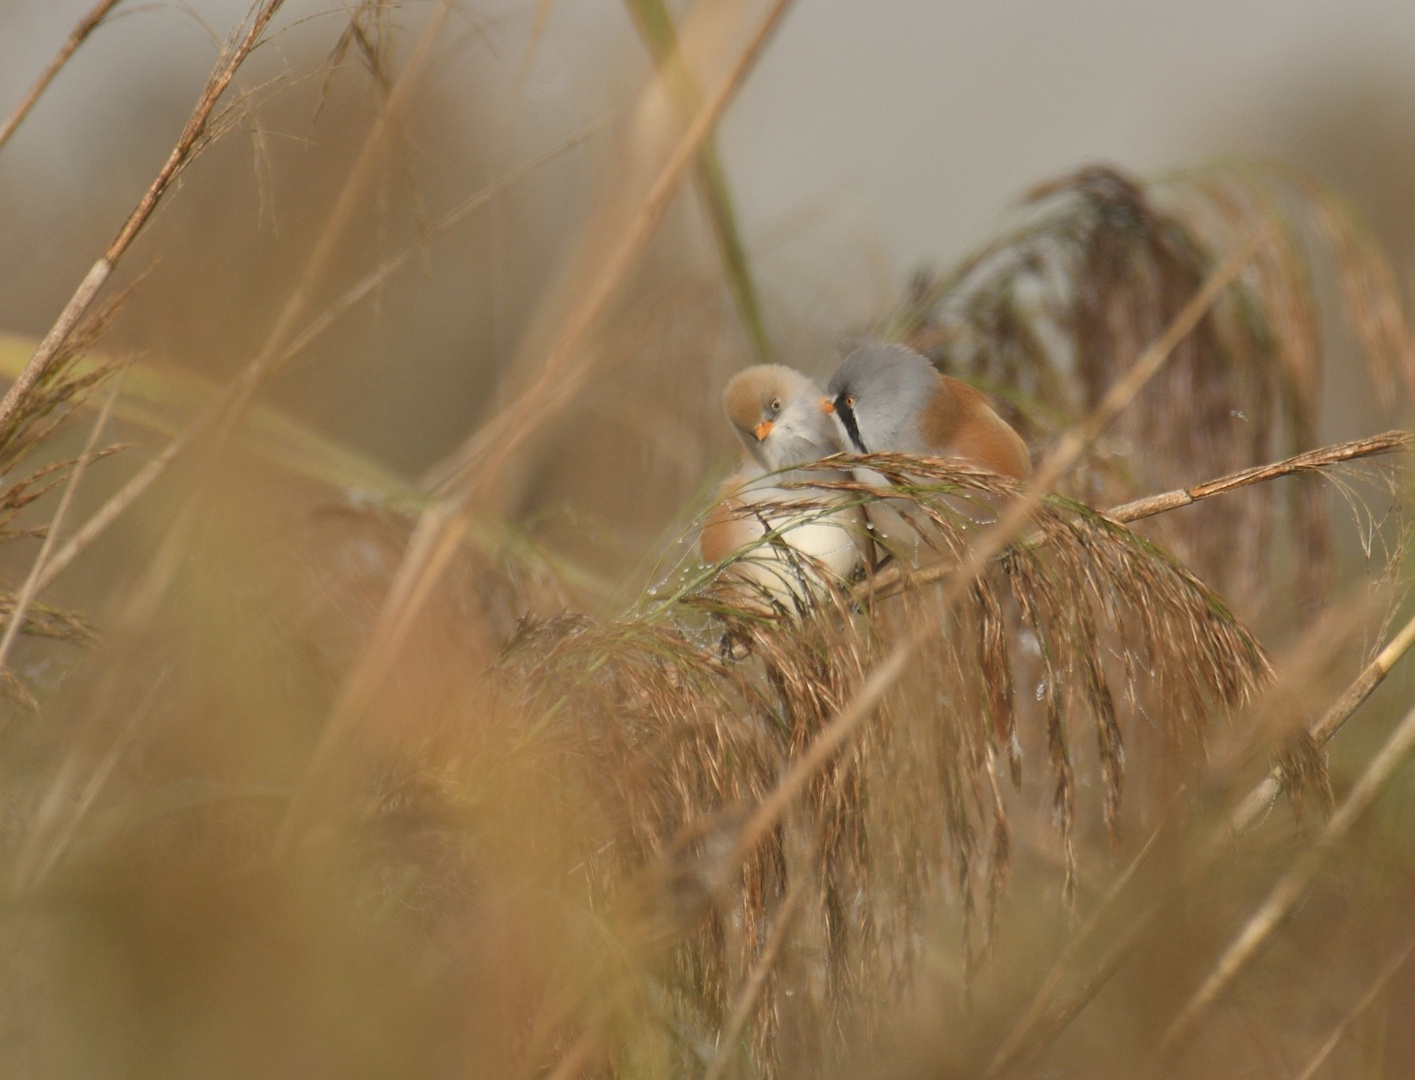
[723,364,840,472]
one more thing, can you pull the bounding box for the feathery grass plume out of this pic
[491,455,1269,1074]
[321,0,397,103]
[0,294,128,703]
[0,292,127,467]
[889,163,1414,617]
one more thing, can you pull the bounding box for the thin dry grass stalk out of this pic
[1230,603,1415,834]
[887,430,1412,611]
[0,0,288,441]
[0,0,126,155]
[1106,430,1415,525]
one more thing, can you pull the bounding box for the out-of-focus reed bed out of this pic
[0,2,1414,1078]
[888,164,1415,623]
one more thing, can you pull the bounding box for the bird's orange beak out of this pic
[754,420,774,441]
[819,396,834,414]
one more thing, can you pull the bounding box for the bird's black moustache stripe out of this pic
[834,395,868,453]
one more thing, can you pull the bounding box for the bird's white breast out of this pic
[725,478,864,602]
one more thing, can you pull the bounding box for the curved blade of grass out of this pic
[0,331,424,508]
[0,335,613,601]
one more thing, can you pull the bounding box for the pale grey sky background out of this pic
[726,0,1415,266]
[5,0,1415,277]
[3,0,1415,466]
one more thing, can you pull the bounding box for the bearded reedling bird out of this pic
[699,365,865,603]
[822,343,1031,561]
[824,344,1031,479]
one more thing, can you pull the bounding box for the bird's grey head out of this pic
[825,344,937,454]
[723,364,840,472]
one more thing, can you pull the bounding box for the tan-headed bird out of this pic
[700,364,865,602]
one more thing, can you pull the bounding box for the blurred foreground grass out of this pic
[0,3,1413,1079]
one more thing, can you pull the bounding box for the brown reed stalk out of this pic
[273,0,799,855]
[727,227,1269,872]
[1106,431,1415,525]
[1161,692,1415,1050]
[1229,605,1415,834]
[0,0,126,155]
[0,0,287,443]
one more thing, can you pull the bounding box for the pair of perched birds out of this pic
[700,343,1030,599]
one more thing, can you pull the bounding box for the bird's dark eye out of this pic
[769,397,781,413]
[845,395,856,409]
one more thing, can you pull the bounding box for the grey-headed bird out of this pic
[824,344,1031,479]
[822,344,1031,562]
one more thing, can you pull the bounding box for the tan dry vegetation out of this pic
[0,2,1413,1079]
